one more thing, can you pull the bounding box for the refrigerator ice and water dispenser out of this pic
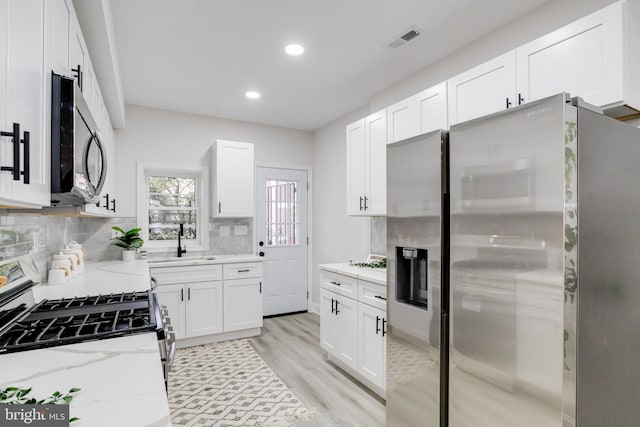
[395,246,428,309]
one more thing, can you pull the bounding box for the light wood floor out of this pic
[250,312,386,427]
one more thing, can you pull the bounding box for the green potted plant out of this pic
[111,226,143,261]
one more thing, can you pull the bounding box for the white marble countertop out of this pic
[0,334,171,427]
[146,253,262,268]
[2,260,172,427]
[319,263,387,286]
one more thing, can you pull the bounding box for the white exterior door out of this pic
[256,167,308,316]
[447,51,517,125]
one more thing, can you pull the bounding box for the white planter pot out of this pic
[122,250,136,262]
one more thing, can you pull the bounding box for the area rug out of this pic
[168,339,315,426]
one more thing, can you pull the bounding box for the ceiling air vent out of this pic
[385,27,422,49]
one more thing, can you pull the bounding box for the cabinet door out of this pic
[155,284,186,340]
[387,96,415,144]
[51,0,70,76]
[320,288,339,352]
[415,82,448,135]
[447,51,516,125]
[346,119,366,215]
[336,295,358,371]
[223,277,263,332]
[213,140,254,217]
[357,303,386,389]
[364,110,386,215]
[186,281,223,337]
[0,0,49,207]
[516,2,623,108]
[68,9,86,94]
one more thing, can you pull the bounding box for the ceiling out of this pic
[110,0,550,131]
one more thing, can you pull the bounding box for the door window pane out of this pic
[265,180,298,246]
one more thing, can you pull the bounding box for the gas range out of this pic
[0,254,176,389]
[0,291,162,354]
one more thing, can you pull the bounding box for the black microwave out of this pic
[50,73,107,206]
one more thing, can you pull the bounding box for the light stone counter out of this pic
[0,334,171,427]
[319,263,386,286]
[2,260,172,427]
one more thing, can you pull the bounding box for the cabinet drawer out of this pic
[321,271,357,299]
[358,280,387,310]
[223,262,263,279]
[151,265,222,284]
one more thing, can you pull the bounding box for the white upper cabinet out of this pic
[415,82,448,135]
[346,119,366,215]
[364,110,387,215]
[212,140,254,217]
[346,111,386,216]
[51,0,70,76]
[0,0,50,208]
[387,82,448,145]
[387,96,415,144]
[448,51,517,126]
[516,1,625,110]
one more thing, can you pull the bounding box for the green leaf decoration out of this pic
[110,226,144,250]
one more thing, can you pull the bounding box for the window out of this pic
[137,163,209,252]
[265,179,299,246]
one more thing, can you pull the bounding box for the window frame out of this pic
[137,162,209,253]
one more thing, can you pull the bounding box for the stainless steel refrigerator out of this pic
[386,93,640,427]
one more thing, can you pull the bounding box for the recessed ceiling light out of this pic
[245,91,260,99]
[285,44,304,56]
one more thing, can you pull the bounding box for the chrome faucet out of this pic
[177,223,187,257]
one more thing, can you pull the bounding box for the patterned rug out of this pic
[168,339,314,426]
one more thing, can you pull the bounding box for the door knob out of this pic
[259,241,264,246]
[259,251,265,257]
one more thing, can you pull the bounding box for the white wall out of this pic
[310,105,371,310]
[115,105,313,218]
[309,0,626,311]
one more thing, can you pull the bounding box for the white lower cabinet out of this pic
[223,277,263,332]
[357,302,386,390]
[152,261,263,347]
[186,281,223,337]
[320,269,387,397]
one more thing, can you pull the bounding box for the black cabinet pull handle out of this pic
[111,199,116,212]
[376,315,381,334]
[180,288,184,302]
[382,318,387,336]
[259,281,262,293]
[188,287,191,300]
[103,193,109,210]
[364,196,368,210]
[71,64,82,91]
[331,298,335,314]
[330,281,341,286]
[1,123,20,181]
[374,295,387,301]
[238,269,250,273]
[506,97,512,109]
[518,93,525,105]
[218,201,221,214]
[21,131,29,184]
[335,300,340,315]
[359,196,363,211]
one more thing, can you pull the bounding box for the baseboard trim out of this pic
[263,310,308,319]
